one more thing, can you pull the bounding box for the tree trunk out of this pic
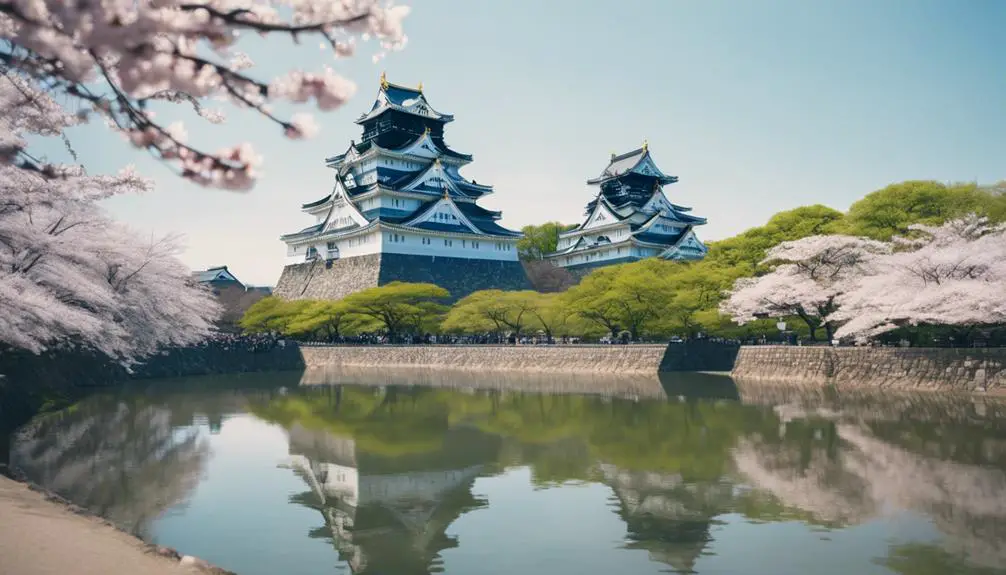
[796,309,818,342]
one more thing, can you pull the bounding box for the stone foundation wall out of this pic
[273,253,531,302]
[377,253,531,301]
[300,344,670,375]
[272,255,382,301]
[732,346,1006,392]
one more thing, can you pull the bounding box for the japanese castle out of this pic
[544,143,708,271]
[280,74,522,267]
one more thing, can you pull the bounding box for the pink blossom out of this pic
[721,235,889,339]
[833,215,1006,342]
[0,0,409,189]
[0,76,220,359]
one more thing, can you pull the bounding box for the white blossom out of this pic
[833,215,1006,342]
[0,0,410,190]
[0,75,220,361]
[721,235,889,340]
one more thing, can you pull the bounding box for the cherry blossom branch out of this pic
[0,0,409,189]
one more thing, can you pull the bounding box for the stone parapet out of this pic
[732,346,1006,392]
[300,344,670,375]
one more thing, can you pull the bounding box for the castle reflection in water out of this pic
[8,369,1006,575]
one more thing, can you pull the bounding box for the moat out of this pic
[8,370,1006,575]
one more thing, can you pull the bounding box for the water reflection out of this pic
[9,369,1006,575]
[9,396,209,538]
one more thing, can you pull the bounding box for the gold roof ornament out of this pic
[417,81,423,92]
[380,71,389,89]
[642,139,649,151]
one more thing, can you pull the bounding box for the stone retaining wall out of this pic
[299,365,670,397]
[273,255,381,300]
[273,253,531,302]
[300,344,671,375]
[732,346,1006,392]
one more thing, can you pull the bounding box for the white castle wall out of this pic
[286,228,518,266]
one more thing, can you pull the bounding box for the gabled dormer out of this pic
[320,179,370,233]
[660,228,708,260]
[576,195,626,233]
[404,193,485,235]
[399,158,469,198]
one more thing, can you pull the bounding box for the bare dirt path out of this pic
[0,476,204,575]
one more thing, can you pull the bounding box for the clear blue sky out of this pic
[31,0,1006,285]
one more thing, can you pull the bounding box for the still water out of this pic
[9,369,1006,575]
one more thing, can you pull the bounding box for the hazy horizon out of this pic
[27,0,1006,286]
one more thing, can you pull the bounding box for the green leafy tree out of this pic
[284,300,377,340]
[441,290,508,336]
[562,267,625,338]
[441,289,540,337]
[341,282,450,340]
[239,296,310,334]
[517,222,577,261]
[526,293,580,342]
[562,260,672,341]
[606,259,675,340]
[706,205,846,272]
[840,180,1004,240]
[658,263,737,337]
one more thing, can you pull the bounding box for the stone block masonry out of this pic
[273,253,531,302]
[732,346,1006,392]
[300,344,671,375]
[273,254,381,300]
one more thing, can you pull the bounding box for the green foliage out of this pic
[249,385,783,484]
[527,292,586,339]
[561,266,627,337]
[517,221,577,261]
[239,283,448,340]
[442,290,586,340]
[840,180,1006,240]
[341,282,450,338]
[239,296,311,334]
[284,300,378,340]
[705,205,846,271]
[876,543,1001,575]
[441,289,538,336]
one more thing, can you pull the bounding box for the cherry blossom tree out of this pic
[0,74,219,361]
[721,235,889,341]
[832,215,1006,343]
[0,0,409,189]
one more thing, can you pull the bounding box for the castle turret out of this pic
[545,144,708,272]
[275,75,529,301]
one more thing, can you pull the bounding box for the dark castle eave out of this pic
[587,146,678,186]
[354,79,455,125]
